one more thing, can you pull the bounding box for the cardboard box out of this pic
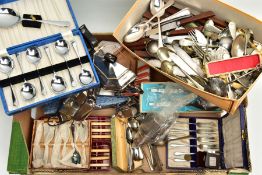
[7,105,251,174]
[113,0,262,114]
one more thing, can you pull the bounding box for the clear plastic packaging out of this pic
[134,82,197,146]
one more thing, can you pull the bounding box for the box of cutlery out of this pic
[0,0,100,115]
[29,119,91,173]
[166,105,251,174]
[113,0,262,114]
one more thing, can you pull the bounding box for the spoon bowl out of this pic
[26,47,41,64]
[0,56,17,106]
[55,39,69,55]
[146,40,159,57]
[132,147,144,161]
[79,69,93,85]
[231,34,245,57]
[51,75,67,93]
[0,56,14,74]
[70,123,81,164]
[128,118,140,131]
[21,82,36,100]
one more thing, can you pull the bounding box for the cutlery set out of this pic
[32,120,90,169]
[167,118,220,168]
[0,38,93,107]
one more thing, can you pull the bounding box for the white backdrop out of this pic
[0,0,261,174]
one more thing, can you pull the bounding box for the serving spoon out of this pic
[0,8,70,28]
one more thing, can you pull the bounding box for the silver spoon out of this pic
[26,47,46,95]
[0,8,70,28]
[128,117,140,131]
[124,0,175,43]
[43,46,67,93]
[126,127,134,172]
[55,39,77,87]
[150,0,165,48]
[71,41,93,85]
[16,53,36,100]
[0,56,18,106]
[132,147,144,161]
[70,122,81,164]
[231,34,246,57]
[219,36,233,51]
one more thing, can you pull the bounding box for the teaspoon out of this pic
[71,41,93,85]
[150,0,165,49]
[43,46,67,93]
[26,47,46,95]
[126,127,134,172]
[0,56,18,106]
[16,53,36,100]
[70,122,81,164]
[55,39,77,87]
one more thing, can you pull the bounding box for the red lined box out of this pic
[205,54,261,77]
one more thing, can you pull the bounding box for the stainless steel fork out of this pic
[188,30,211,63]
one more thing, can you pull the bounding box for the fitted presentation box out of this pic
[113,0,262,114]
[0,0,100,115]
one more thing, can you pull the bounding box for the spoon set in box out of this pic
[0,0,99,115]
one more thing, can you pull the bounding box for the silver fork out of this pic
[188,30,211,63]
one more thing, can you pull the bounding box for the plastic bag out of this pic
[134,82,197,146]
